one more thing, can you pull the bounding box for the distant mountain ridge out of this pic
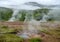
[25,2,45,7]
[24,2,60,7]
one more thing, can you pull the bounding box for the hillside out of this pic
[0,7,13,21]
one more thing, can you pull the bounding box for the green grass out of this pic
[0,25,23,34]
[0,25,24,42]
[0,26,16,33]
[29,38,42,42]
[0,34,24,42]
[40,27,60,39]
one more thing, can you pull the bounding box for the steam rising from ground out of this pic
[0,0,60,38]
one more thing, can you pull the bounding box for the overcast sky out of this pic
[0,0,60,6]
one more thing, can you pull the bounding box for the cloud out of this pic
[34,0,60,5]
[0,0,60,7]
